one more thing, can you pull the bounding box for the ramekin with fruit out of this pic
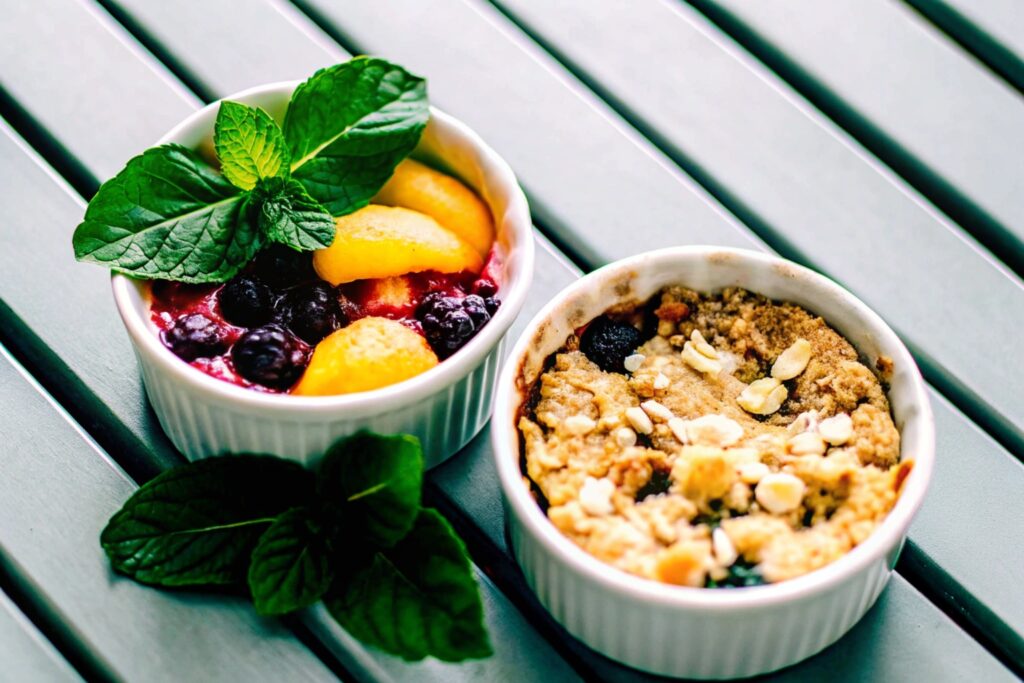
[74,58,534,466]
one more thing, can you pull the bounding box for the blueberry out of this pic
[579,316,643,373]
[219,276,274,327]
[416,292,494,359]
[250,245,315,288]
[161,313,232,361]
[231,324,309,389]
[276,282,348,344]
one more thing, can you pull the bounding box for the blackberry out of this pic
[250,245,315,288]
[231,324,309,389]
[579,316,643,373]
[218,276,274,327]
[161,313,231,361]
[416,293,494,359]
[276,282,348,344]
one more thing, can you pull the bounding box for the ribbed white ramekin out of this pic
[492,247,934,679]
[112,82,534,468]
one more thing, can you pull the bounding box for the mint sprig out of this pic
[100,432,492,663]
[73,57,428,284]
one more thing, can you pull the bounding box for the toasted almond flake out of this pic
[564,414,597,436]
[625,406,654,434]
[788,410,819,434]
[771,338,812,380]
[668,417,689,444]
[712,528,738,567]
[737,461,770,484]
[736,377,788,415]
[818,413,853,445]
[681,342,723,376]
[653,372,671,390]
[623,353,646,373]
[615,426,638,448]
[685,414,744,447]
[787,431,826,456]
[690,329,718,359]
[579,477,616,516]
[641,399,674,422]
[755,473,806,514]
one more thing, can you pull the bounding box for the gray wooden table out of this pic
[0,0,1021,680]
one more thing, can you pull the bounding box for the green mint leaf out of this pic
[100,456,314,586]
[248,507,333,615]
[72,144,259,283]
[214,101,290,190]
[318,432,423,549]
[283,56,428,215]
[326,509,492,662]
[251,177,335,251]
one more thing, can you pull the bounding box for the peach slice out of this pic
[373,158,495,256]
[293,317,438,396]
[313,205,482,285]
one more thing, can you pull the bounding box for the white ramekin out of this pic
[112,82,534,468]
[492,247,934,679]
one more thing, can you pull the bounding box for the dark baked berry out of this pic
[231,324,309,389]
[483,296,500,316]
[250,245,316,288]
[161,313,232,361]
[416,292,493,359]
[219,276,274,327]
[275,282,348,344]
[579,315,643,373]
[472,278,498,298]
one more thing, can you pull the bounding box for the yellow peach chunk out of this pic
[373,158,495,256]
[293,317,438,396]
[313,205,483,285]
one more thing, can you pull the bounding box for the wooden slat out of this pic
[694,0,1024,273]
[0,590,81,683]
[0,346,338,682]
[0,0,198,183]
[487,0,1024,457]
[299,0,1024,663]
[905,0,1024,92]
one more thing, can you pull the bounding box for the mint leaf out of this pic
[215,101,289,191]
[326,509,492,662]
[72,144,258,283]
[101,456,314,586]
[284,57,428,215]
[318,432,423,548]
[251,177,335,251]
[248,507,333,615]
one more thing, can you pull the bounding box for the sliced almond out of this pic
[712,527,738,567]
[564,414,596,435]
[737,461,771,484]
[625,406,654,434]
[684,414,744,447]
[690,329,718,359]
[787,431,826,456]
[641,399,674,422]
[615,426,638,448]
[771,338,812,380]
[754,473,806,514]
[818,413,854,445]
[682,342,723,376]
[653,372,671,390]
[579,477,616,516]
[623,353,646,373]
[787,410,819,435]
[667,417,689,445]
[737,377,788,415]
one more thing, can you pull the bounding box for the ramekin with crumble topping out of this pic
[492,247,933,678]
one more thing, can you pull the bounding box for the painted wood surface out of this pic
[0,590,81,683]
[0,0,1019,679]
